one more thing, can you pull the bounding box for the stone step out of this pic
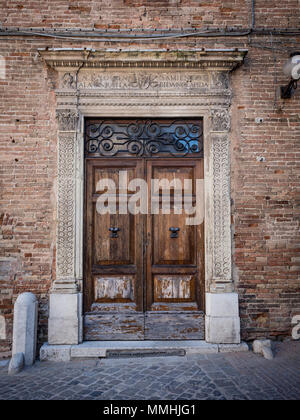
[40,341,249,362]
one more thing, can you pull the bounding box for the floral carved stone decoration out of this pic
[211,109,231,132]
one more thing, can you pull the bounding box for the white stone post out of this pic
[10,293,38,369]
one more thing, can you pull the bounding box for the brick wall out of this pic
[1,1,299,29]
[0,40,57,356]
[0,0,299,354]
[230,48,300,340]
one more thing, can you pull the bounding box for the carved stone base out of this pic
[48,293,83,345]
[205,293,241,344]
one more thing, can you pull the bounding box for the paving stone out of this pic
[0,342,299,400]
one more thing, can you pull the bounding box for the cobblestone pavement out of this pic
[0,341,299,400]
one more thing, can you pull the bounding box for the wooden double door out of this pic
[84,157,205,340]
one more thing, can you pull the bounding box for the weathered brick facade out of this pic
[0,1,299,356]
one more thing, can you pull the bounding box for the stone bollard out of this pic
[8,293,38,374]
[8,353,24,375]
[253,339,274,360]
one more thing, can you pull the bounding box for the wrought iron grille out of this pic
[85,119,203,158]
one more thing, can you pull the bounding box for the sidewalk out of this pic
[0,341,299,400]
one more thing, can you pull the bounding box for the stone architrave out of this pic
[38,49,248,347]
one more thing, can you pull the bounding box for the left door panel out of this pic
[84,159,144,340]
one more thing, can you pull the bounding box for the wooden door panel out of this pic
[151,166,195,190]
[150,163,198,266]
[92,164,136,266]
[85,313,144,341]
[153,213,196,265]
[94,275,135,302]
[145,313,205,340]
[93,210,135,266]
[93,166,137,193]
[153,275,195,302]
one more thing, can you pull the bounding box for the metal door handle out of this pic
[169,227,180,238]
[109,227,120,238]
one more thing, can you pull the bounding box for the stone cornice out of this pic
[39,49,248,71]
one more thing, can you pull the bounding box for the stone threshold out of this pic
[40,341,249,362]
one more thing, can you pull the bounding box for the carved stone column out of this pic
[205,107,240,344]
[48,109,83,345]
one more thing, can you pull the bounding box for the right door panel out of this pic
[145,159,205,340]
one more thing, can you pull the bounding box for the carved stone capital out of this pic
[211,109,231,132]
[61,72,77,89]
[210,72,230,91]
[56,109,79,131]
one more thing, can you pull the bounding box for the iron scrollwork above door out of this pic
[85,119,203,158]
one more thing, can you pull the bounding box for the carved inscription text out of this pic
[77,72,210,92]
